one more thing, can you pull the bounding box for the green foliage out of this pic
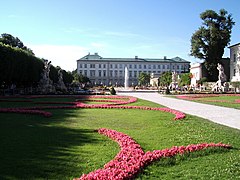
[197,77,208,85]
[159,71,172,86]
[0,33,34,55]
[230,81,240,88]
[138,72,150,86]
[179,73,192,86]
[0,41,74,88]
[0,42,43,87]
[109,86,116,95]
[72,72,90,85]
[190,9,235,81]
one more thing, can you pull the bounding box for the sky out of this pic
[0,0,239,71]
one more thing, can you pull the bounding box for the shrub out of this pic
[109,86,116,95]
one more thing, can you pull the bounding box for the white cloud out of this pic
[30,44,89,71]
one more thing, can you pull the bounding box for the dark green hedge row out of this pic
[0,43,73,87]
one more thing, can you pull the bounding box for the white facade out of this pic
[77,53,190,86]
[229,43,240,82]
[190,63,202,86]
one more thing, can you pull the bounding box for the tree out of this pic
[0,33,34,55]
[72,71,90,85]
[190,9,235,81]
[179,73,192,86]
[138,72,150,86]
[159,72,172,86]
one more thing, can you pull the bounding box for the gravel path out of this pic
[118,92,240,130]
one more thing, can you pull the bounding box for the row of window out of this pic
[78,63,187,70]
[79,70,183,78]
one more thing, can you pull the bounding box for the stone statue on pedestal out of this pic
[212,63,228,92]
[38,60,55,94]
[169,71,178,90]
[56,69,67,92]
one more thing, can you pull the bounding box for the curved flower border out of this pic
[0,95,185,120]
[75,128,231,180]
[177,94,240,104]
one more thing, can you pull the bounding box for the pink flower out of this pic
[74,128,231,180]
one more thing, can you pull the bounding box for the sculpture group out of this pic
[38,60,67,94]
[212,63,229,92]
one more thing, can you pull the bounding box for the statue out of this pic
[217,63,226,83]
[44,60,51,80]
[57,69,67,92]
[169,71,178,90]
[38,60,55,94]
[212,63,228,92]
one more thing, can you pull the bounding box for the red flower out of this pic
[74,128,231,180]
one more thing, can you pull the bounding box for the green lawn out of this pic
[0,96,239,179]
[175,94,240,109]
[196,95,240,109]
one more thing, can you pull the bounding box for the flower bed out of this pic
[75,128,231,180]
[177,94,240,104]
[0,95,185,120]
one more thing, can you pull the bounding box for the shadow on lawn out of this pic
[0,97,101,180]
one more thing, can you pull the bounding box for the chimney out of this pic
[94,52,98,56]
[164,56,167,60]
[135,56,138,59]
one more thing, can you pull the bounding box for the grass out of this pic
[174,94,240,109]
[195,95,240,109]
[0,96,239,179]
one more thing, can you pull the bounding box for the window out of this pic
[99,70,101,77]
[90,70,95,77]
[115,64,118,68]
[134,64,137,69]
[119,70,123,76]
[110,64,113,68]
[234,54,236,62]
[103,70,106,77]
[90,64,95,68]
[134,71,137,77]
[110,70,113,77]
[139,64,142,69]
[99,64,101,68]
[84,70,88,76]
[153,65,156,69]
[114,70,118,76]
[129,71,132,77]
[84,64,87,68]
[79,64,82,68]
[119,64,123,68]
[103,64,106,68]
[163,65,165,69]
[234,69,236,75]
[129,64,132,68]
[158,65,161,69]
[148,65,151,69]
[144,65,147,69]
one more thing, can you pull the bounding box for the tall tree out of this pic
[190,9,235,81]
[0,33,34,55]
[159,71,172,86]
[138,72,150,86]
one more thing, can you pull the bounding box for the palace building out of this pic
[229,43,240,82]
[77,53,190,86]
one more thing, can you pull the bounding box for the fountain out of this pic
[124,66,129,89]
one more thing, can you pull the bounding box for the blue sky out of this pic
[1,0,239,71]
